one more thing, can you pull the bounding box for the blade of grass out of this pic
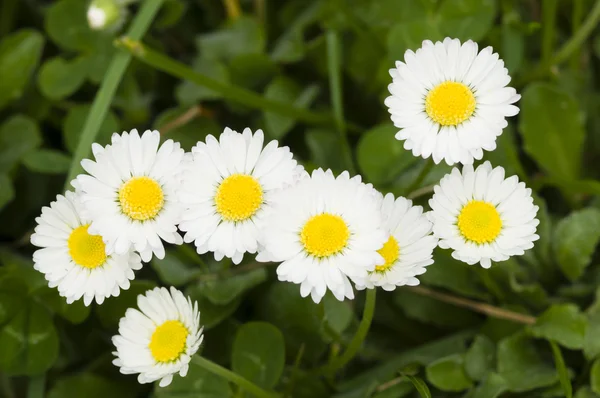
[64,0,165,188]
[115,38,346,130]
[326,30,355,174]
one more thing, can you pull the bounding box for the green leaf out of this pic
[553,208,600,281]
[425,354,473,392]
[198,267,267,305]
[63,104,120,154]
[438,0,496,41]
[530,304,588,349]
[38,56,88,100]
[38,289,90,324]
[153,107,220,151]
[357,124,418,186]
[22,149,71,174]
[592,359,600,394]
[150,249,199,287]
[48,373,130,398]
[0,29,44,111]
[404,375,432,398]
[305,128,345,173]
[519,82,584,180]
[197,16,265,61]
[229,54,278,90]
[185,285,241,330]
[96,280,156,328]
[155,360,233,398]
[576,386,600,398]
[232,322,285,389]
[0,174,15,211]
[585,311,600,360]
[549,341,572,398]
[0,291,24,326]
[464,335,495,381]
[0,301,59,375]
[470,373,508,398]
[482,125,525,182]
[387,19,443,63]
[322,292,353,338]
[45,0,100,52]
[497,333,558,392]
[0,114,42,173]
[175,57,230,104]
[502,20,525,74]
[264,76,319,139]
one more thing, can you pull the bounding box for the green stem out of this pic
[115,38,338,128]
[552,0,600,65]
[27,374,45,398]
[405,160,434,197]
[315,289,376,375]
[326,30,355,174]
[541,0,558,65]
[570,0,584,70]
[192,356,279,398]
[64,0,165,188]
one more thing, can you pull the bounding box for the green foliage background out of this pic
[1,0,600,397]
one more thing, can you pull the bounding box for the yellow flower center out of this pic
[375,235,400,272]
[149,320,188,363]
[457,200,502,244]
[215,174,263,222]
[68,225,107,269]
[425,81,476,126]
[300,213,350,258]
[118,176,164,221]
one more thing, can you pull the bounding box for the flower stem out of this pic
[64,0,165,188]
[192,356,279,398]
[552,0,600,66]
[405,160,434,197]
[315,289,377,375]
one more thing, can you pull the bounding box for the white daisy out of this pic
[178,127,303,265]
[428,161,539,268]
[354,193,438,291]
[74,129,185,262]
[385,37,520,165]
[112,286,203,387]
[30,191,142,306]
[256,168,387,303]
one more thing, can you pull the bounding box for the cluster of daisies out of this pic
[29,37,539,388]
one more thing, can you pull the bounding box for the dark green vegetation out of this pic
[1,0,600,397]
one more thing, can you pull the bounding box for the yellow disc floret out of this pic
[457,200,502,244]
[215,174,263,222]
[375,235,400,272]
[300,213,350,258]
[68,225,107,268]
[149,320,188,363]
[119,176,164,221]
[425,81,476,126]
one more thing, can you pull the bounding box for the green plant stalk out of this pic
[541,0,558,65]
[64,0,165,189]
[315,289,376,375]
[570,0,584,70]
[26,374,45,398]
[326,30,356,174]
[405,160,434,197]
[192,356,279,398]
[552,0,600,65]
[115,38,337,128]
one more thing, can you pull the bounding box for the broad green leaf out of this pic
[229,53,278,90]
[497,333,558,392]
[154,107,220,151]
[470,373,508,398]
[387,19,443,62]
[0,29,44,111]
[438,0,496,41]
[155,360,233,398]
[0,175,14,211]
[45,0,99,51]
[553,208,600,281]
[197,16,265,61]
[502,20,525,74]
[425,354,473,392]
[38,288,90,324]
[96,280,156,328]
[464,335,495,381]
[0,301,59,375]
[38,56,88,100]
[0,115,42,173]
[592,359,600,394]
[271,2,322,63]
[150,249,199,287]
[0,292,24,326]
[404,375,432,398]
[185,285,241,329]
[576,386,600,398]
[232,322,285,388]
[22,149,71,174]
[63,104,120,153]
[549,341,572,398]
[322,292,353,338]
[264,76,319,139]
[585,311,600,360]
[519,82,584,180]
[530,304,588,349]
[357,124,418,186]
[198,267,267,305]
[305,128,345,173]
[356,0,431,30]
[48,373,131,398]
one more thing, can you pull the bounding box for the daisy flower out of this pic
[74,130,185,262]
[257,168,387,303]
[385,38,520,165]
[30,191,142,306]
[178,127,302,265]
[354,193,438,291]
[428,161,539,268]
[112,287,203,387]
